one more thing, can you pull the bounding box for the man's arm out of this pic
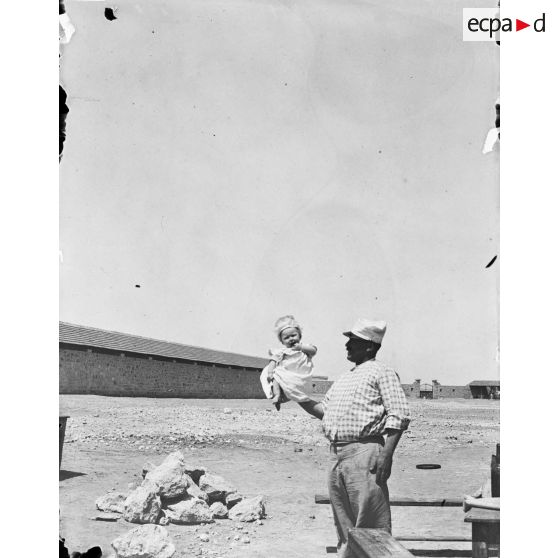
[374,428,403,484]
[298,399,324,419]
[373,368,411,484]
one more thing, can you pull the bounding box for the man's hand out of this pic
[373,450,393,485]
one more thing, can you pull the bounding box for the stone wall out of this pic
[402,379,472,399]
[59,347,265,398]
[311,379,334,395]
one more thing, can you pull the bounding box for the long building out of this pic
[59,322,270,398]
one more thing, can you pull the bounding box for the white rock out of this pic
[96,492,127,514]
[111,524,175,558]
[142,462,157,479]
[166,497,214,525]
[240,537,250,544]
[225,493,243,509]
[145,453,191,501]
[123,481,162,524]
[228,496,265,522]
[199,533,209,542]
[187,482,209,503]
[198,473,236,504]
[209,502,228,519]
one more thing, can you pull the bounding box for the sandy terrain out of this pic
[59,396,499,557]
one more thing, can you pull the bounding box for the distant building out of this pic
[59,322,330,399]
[402,379,500,399]
[467,380,500,399]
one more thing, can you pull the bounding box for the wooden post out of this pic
[491,443,500,497]
[59,416,69,468]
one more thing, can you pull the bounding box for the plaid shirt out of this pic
[322,359,410,442]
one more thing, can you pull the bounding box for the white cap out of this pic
[274,315,302,340]
[343,319,387,344]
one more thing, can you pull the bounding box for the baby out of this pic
[260,315,317,410]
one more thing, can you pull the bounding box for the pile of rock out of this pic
[95,451,265,527]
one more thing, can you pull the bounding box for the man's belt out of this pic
[329,435,384,447]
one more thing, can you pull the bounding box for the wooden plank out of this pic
[463,496,499,512]
[326,545,499,556]
[396,536,471,542]
[410,551,499,558]
[348,528,414,558]
[407,550,472,557]
[315,494,462,507]
[464,509,500,524]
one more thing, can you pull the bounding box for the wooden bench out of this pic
[317,444,500,556]
[316,494,472,556]
[464,509,499,558]
[348,528,414,558]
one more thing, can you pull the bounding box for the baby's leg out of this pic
[271,379,283,410]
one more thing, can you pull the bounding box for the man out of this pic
[300,318,410,557]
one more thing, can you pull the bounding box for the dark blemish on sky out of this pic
[104,8,117,21]
[135,284,141,288]
[485,255,498,268]
[378,150,382,154]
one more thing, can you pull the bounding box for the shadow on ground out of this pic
[60,470,87,481]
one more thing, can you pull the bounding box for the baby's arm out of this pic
[266,349,283,382]
[294,343,317,358]
[266,359,277,382]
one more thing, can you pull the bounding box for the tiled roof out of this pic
[59,322,268,370]
[467,380,500,387]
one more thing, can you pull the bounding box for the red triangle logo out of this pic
[516,19,530,31]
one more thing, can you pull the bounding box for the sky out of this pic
[60,0,499,383]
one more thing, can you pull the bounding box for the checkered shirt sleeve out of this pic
[321,360,410,442]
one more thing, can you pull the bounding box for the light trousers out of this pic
[328,439,392,558]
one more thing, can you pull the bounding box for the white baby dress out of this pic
[259,346,314,403]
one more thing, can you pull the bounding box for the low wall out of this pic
[402,382,472,399]
[311,379,334,395]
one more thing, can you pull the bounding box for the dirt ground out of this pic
[59,396,499,557]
